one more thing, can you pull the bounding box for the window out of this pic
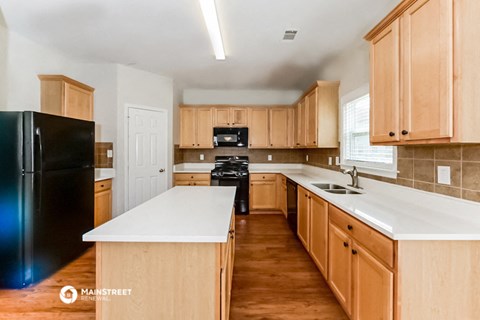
[341,86,397,178]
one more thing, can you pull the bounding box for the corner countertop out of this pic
[83,186,236,243]
[95,168,115,182]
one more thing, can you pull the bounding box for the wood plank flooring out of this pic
[0,247,95,320]
[230,214,348,320]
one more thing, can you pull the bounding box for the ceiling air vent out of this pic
[283,30,297,40]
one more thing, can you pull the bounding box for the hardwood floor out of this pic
[0,247,95,320]
[230,214,348,320]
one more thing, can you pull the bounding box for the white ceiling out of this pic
[0,0,399,90]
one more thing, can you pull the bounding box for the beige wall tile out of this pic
[462,162,480,191]
[414,181,434,192]
[462,145,480,162]
[462,189,480,202]
[414,146,435,159]
[398,158,413,179]
[434,185,462,198]
[413,160,434,183]
[397,178,414,188]
[435,145,461,160]
[397,146,414,159]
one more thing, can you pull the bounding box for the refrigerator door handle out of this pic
[35,127,43,172]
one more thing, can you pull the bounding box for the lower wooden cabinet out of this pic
[94,179,112,227]
[220,214,235,320]
[297,186,310,249]
[249,174,277,210]
[328,204,394,320]
[309,194,329,279]
[276,175,287,217]
[174,173,211,186]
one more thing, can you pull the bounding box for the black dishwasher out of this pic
[286,178,298,234]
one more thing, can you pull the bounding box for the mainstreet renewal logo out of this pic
[59,285,132,304]
[59,286,78,304]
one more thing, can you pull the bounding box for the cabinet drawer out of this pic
[174,173,211,181]
[250,173,277,181]
[95,179,112,193]
[329,204,394,268]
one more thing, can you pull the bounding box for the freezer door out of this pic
[24,112,94,173]
[0,112,27,288]
[31,167,94,283]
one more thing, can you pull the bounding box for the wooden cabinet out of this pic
[328,204,394,319]
[309,194,329,279]
[38,75,94,121]
[174,173,211,186]
[248,108,269,148]
[366,0,480,144]
[214,107,248,127]
[179,106,213,148]
[276,175,287,217]
[249,174,277,210]
[295,99,306,147]
[306,89,318,147]
[297,186,310,250]
[269,108,289,148]
[220,214,235,320]
[94,179,112,227]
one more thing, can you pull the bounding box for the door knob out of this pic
[389,132,395,137]
[401,130,409,135]
[159,169,165,173]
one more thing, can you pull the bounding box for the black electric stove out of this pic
[211,156,249,215]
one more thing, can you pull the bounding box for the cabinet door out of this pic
[94,189,112,227]
[64,83,93,121]
[402,0,453,141]
[248,108,269,148]
[214,108,231,127]
[296,99,306,147]
[250,181,276,209]
[370,20,400,143]
[306,89,318,147]
[269,108,289,148]
[287,108,295,148]
[174,181,192,186]
[196,108,213,148]
[310,195,328,278]
[328,223,352,316]
[231,108,248,127]
[180,108,197,148]
[352,243,393,320]
[297,187,310,250]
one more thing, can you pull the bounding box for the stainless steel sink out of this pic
[311,183,345,190]
[324,189,361,195]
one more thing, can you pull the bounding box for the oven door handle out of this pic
[211,176,247,180]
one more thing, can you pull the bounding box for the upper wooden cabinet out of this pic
[179,106,213,149]
[38,75,94,121]
[248,108,269,148]
[214,107,248,127]
[295,81,340,148]
[248,107,293,149]
[269,108,289,148]
[366,0,480,144]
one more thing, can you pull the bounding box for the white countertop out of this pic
[95,168,115,181]
[83,186,236,243]
[175,163,480,240]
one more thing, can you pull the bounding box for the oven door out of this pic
[211,176,249,214]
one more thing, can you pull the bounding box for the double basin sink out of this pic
[311,183,362,195]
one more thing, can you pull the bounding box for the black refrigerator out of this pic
[0,111,94,288]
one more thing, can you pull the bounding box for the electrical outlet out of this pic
[335,156,340,165]
[200,154,204,161]
[437,166,451,185]
[306,155,309,162]
[328,157,333,165]
[268,155,272,161]
[107,150,113,158]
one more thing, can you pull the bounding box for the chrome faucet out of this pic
[341,166,362,189]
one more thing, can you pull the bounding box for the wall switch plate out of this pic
[200,154,204,161]
[437,166,451,185]
[306,155,309,162]
[268,155,272,161]
[335,157,340,165]
[107,150,113,158]
[328,157,333,165]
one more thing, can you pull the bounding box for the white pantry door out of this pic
[128,107,167,210]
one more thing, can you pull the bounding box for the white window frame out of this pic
[340,84,397,179]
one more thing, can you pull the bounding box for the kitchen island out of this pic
[83,186,237,320]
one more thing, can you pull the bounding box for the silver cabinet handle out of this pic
[159,169,165,173]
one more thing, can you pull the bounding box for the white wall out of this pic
[317,42,370,97]
[116,65,174,215]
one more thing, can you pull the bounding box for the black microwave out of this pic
[213,127,248,147]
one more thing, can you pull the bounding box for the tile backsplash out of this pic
[95,142,114,168]
[175,144,480,203]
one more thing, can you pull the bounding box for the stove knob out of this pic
[219,172,224,177]
[235,172,240,177]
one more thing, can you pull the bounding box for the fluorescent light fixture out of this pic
[199,0,225,60]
